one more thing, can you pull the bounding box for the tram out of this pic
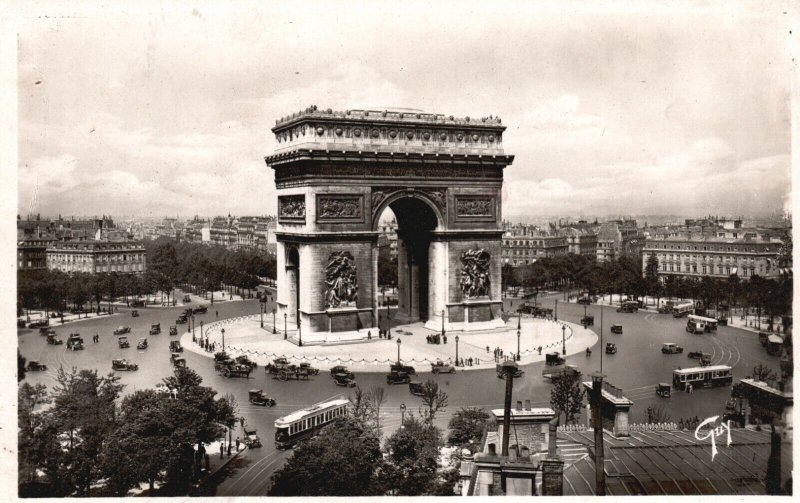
[672,365,732,390]
[686,314,718,333]
[274,397,349,449]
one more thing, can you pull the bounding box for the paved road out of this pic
[19,291,781,496]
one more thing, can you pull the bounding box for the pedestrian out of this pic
[235,437,241,451]
[216,310,219,318]
[240,416,245,428]
[486,345,490,353]
[220,442,224,458]
[538,346,542,355]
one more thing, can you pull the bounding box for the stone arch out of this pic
[371,189,444,232]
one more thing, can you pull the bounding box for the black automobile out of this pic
[149,323,161,335]
[581,315,594,326]
[330,365,354,379]
[610,324,623,334]
[193,305,208,314]
[409,381,425,396]
[26,360,48,372]
[169,325,178,336]
[577,297,592,305]
[248,389,275,407]
[66,334,84,351]
[169,341,183,353]
[656,383,671,398]
[176,315,188,325]
[545,352,565,366]
[334,373,356,387]
[386,371,411,385]
[605,343,617,354]
[390,363,416,375]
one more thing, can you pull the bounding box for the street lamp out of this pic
[191,314,195,340]
[590,371,607,496]
[396,338,401,363]
[221,328,225,351]
[298,315,302,347]
[517,330,521,360]
[200,320,204,344]
[272,308,276,334]
[441,309,446,339]
[260,303,264,328]
[400,403,406,427]
[562,325,566,355]
[555,299,558,321]
[455,335,460,365]
[284,312,287,340]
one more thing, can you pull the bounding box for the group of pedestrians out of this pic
[489,346,505,362]
[456,357,479,367]
[92,334,100,343]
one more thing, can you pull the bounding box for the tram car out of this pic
[274,397,349,449]
[672,365,732,391]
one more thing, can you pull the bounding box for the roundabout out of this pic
[181,315,598,373]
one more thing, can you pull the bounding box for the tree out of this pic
[447,407,494,451]
[418,379,448,422]
[550,370,585,425]
[18,350,26,382]
[349,385,371,421]
[366,386,386,433]
[269,416,383,496]
[752,364,778,383]
[645,405,670,423]
[381,414,445,495]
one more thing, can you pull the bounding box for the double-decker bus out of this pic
[686,314,718,334]
[672,365,732,390]
[274,397,349,449]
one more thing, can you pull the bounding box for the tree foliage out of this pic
[447,407,494,451]
[550,370,586,425]
[418,379,449,422]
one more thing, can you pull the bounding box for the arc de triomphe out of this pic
[265,107,514,338]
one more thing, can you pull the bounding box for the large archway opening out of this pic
[285,246,300,326]
[376,196,439,325]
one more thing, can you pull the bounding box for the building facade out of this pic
[46,241,147,275]
[17,237,57,270]
[642,236,782,279]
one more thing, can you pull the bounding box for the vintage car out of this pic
[688,350,705,359]
[409,381,425,396]
[235,355,258,369]
[496,363,524,379]
[248,389,276,407]
[545,352,565,366]
[149,323,161,335]
[118,336,130,348]
[193,305,208,314]
[330,365,354,379]
[431,360,456,374]
[605,343,618,354]
[169,325,178,336]
[170,352,186,367]
[576,296,593,305]
[610,324,623,334]
[386,371,411,385]
[131,310,139,317]
[47,333,64,345]
[333,373,356,387]
[581,315,594,326]
[656,382,671,398]
[66,334,84,351]
[26,360,48,372]
[112,359,139,371]
[183,294,192,303]
[616,304,637,313]
[169,340,183,353]
[137,338,148,350]
[113,326,131,335]
[30,320,49,329]
[220,363,252,378]
[244,428,262,448]
[661,342,684,354]
[390,363,416,375]
[516,303,540,315]
[175,315,188,324]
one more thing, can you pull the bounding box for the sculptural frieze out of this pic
[278,195,306,220]
[318,196,362,220]
[325,251,358,308]
[456,197,493,217]
[460,249,491,299]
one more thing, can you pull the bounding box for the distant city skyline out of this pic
[16,3,792,219]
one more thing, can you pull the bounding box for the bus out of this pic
[672,365,732,390]
[274,397,349,449]
[672,302,694,318]
[766,334,784,356]
[686,314,718,334]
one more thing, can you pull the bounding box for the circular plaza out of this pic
[180,315,598,373]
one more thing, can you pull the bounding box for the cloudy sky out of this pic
[14,1,794,220]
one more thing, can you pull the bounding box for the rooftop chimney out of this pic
[500,361,519,457]
[516,401,522,411]
[488,443,496,456]
[525,400,531,410]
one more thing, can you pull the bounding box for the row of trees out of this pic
[18,367,236,497]
[269,380,492,496]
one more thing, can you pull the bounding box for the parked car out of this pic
[661,342,684,354]
[113,326,131,335]
[610,324,623,334]
[545,352,565,366]
[47,333,64,345]
[169,325,178,336]
[431,359,456,374]
[169,340,183,353]
[112,359,138,371]
[118,336,130,349]
[131,310,139,317]
[386,371,411,385]
[149,323,161,335]
[193,305,208,314]
[26,360,48,372]
[66,334,84,351]
[390,363,416,375]
[605,343,617,354]
[248,389,276,407]
[330,366,354,379]
[581,315,594,326]
[333,373,356,387]
[137,338,148,350]
[656,382,671,398]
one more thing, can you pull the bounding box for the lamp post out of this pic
[562,325,566,355]
[400,403,406,427]
[396,338,401,363]
[200,320,204,344]
[298,315,302,347]
[191,314,195,339]
[590,371,607,496]
[221,328,225,352]
[272,308,276,334]
[555,298,558,321]
[517,330,521,360]
[584,303,587,324]
[260,303,264,328]
[455,335,460,365]
[284,312,287,340]
[441,309,446,339]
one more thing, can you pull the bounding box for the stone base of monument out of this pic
[423,299,506,332]
[423,318,507,332]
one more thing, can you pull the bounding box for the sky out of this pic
[13,1,795,220]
